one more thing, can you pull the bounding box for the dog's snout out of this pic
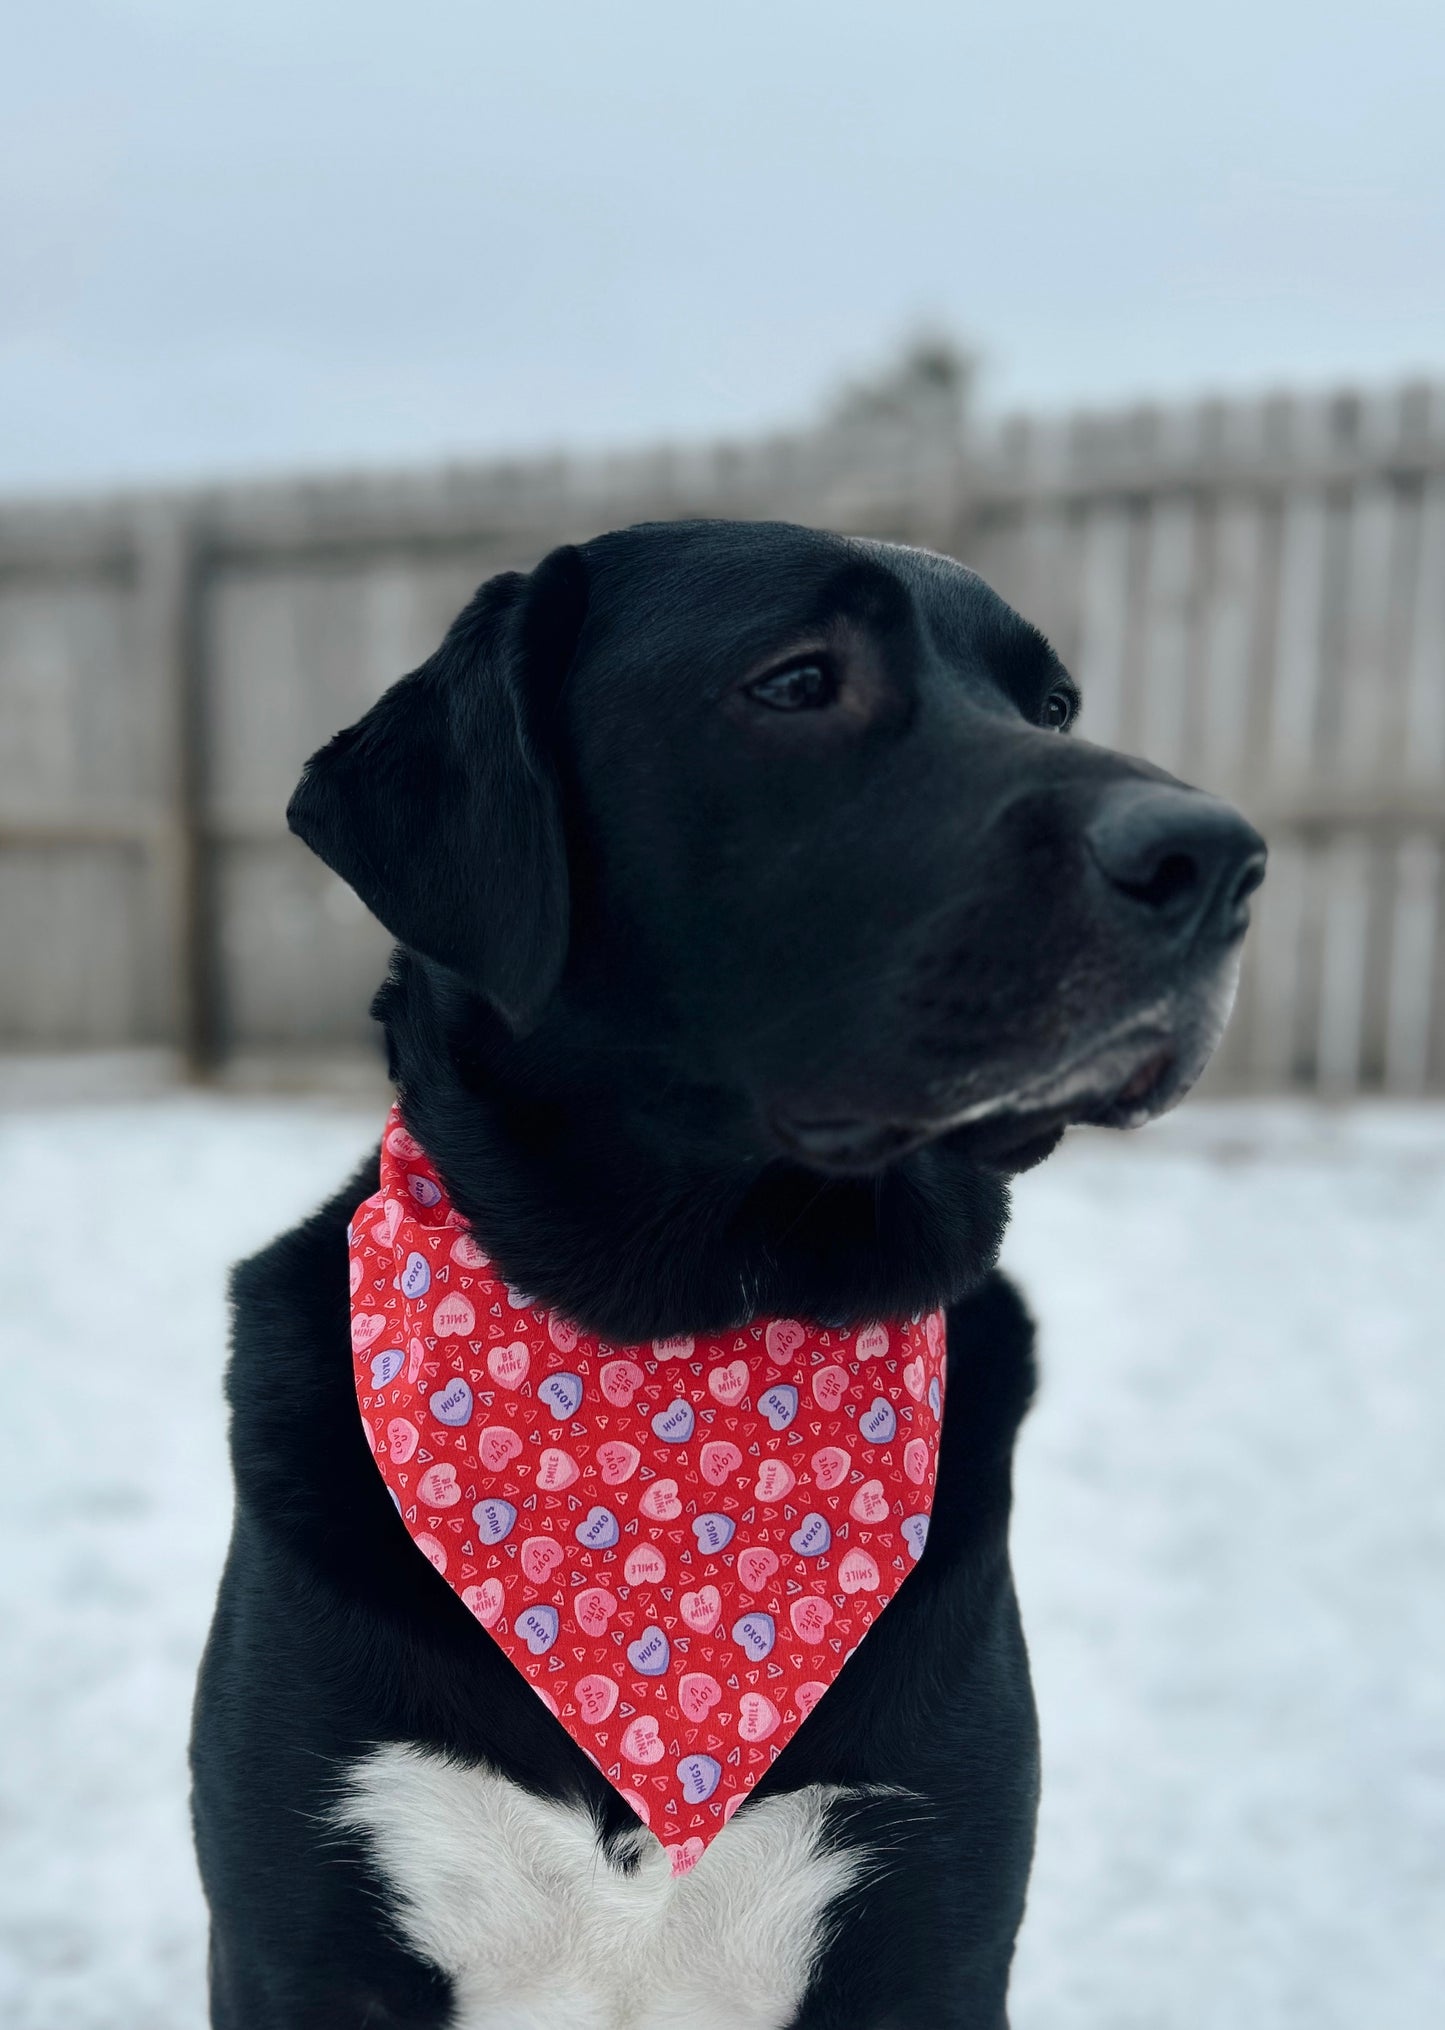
[1085,784,1266,941]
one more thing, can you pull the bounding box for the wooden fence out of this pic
[3,370,1443,1092]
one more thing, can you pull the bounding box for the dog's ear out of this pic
[287,544,587,1031]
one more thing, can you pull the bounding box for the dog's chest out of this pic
[336,1746,863,2030]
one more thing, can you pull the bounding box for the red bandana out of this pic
[349,1106,946,1871]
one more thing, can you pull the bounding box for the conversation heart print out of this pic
[349,1102,947,1866]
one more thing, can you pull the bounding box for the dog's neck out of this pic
[374,955,1009,1342]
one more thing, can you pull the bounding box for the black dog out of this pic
[192,520,1264,2029]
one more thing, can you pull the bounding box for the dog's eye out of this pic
[1043,685,1078,732]
[745,662,838,712]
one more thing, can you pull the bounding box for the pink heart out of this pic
[738,1691,781,1743]
[406,1335,427,1384]
[575,1673,619,1725]
[652,1334,695,1361]
[574,1588,618,1637]
[700,1440,743,1487]
[849,1478,890,1525]
[902,1357,926,1402]
[904,1437,930,1485]
[678,1671,722,1722]
[838,1547,881,1594]
[856,1323,889,1360]
[370,1199,403,1247]
[925,1310,945,1359]
[487,1341,530,1389]
[536,1446,579,1491]
[349,1258,363,1297]
[433,1292,476,1339]
[450,1232,489,1270]
[417,1462,461,1508]
[708,1360,749,1406]
[736,1545,779,1592]
[811,1364,849,1412]
[621,1716,666,1766]
[521,1537,565,1584]
[478,1425,523,1472]
[795,1681,828,1720]
[679,1584,722,1633]
[811,1445,851,1491]
[598,1440,641,1486]
[639,1478,682,1521]
[753,1458,796,1503]
[765,1318,806,1365]
[351,1312,386,1354]
[624,1544,667,1586]
[387,1417,419,1465]
[667,1837,705,1876]
[789,1595,834,1643]
[600,1359,645,1407]
[548,1315,580,1352]
[413,1533,447,1575]
[462,1577,505,1626]
[384,1125,423,1160]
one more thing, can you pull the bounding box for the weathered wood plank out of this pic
[1071,501,1135,750]
[1402,389,1445,784]
[1133,405,1199,776]
[0,846,158,1044]
[1385,834,1440,1093]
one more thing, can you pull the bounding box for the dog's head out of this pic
[290,520,1264,1179]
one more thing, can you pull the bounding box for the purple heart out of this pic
[677,1754,722,1804]
[731,1611,775,1661]
[430,1378,474,1426]
[539,1372,584,1419]
[692,1512,735,1555]
[627,1625,670,1676]
[859,1396,897,1445]
[651,1398,695,1444]
[759,1384,798,1432]
[401,1250,431,1299]
[407,1173,442,1207]
[576,1505,620,1550]
[789,1511,832,1558]
[472,1497,517,1544]
[371,1347,405,1388]
[517,1604,559,1655]
[928,1375,943,1421]
[901,1513,930,1562]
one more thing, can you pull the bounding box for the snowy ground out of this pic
[1,1092,1441,2029]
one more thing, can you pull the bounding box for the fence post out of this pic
[133,503,214,1077]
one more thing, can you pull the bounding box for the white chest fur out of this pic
[334,1745,869,2030]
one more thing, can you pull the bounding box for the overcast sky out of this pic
[4,0,1444,493]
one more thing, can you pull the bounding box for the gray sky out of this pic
[4,0,1444,492]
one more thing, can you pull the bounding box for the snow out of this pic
[1,1093,1441,2028]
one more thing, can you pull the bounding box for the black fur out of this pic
[193,519,1263,2027]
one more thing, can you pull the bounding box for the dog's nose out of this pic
[1086,783,1266,942]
